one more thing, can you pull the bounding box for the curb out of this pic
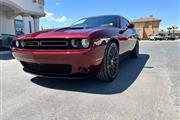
[140,39,180,42]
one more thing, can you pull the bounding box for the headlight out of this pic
[81,39,90,48]
[15,41,19,47]
[71,39,79,48]
[20,41,25,47]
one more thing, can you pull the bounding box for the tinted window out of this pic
[144,22,149,28]
[121,18,129,29]
[71,16,118,27]
[14,20,24,35]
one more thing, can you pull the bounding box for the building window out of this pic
[32,0,44,5]
[14,20,24,35]
[153,22,159,27]
[32,0,37,3]
[135,23,141,28]
[144,22,149,28]
[29,21,32,33]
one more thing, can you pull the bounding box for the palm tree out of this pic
[172,26,179,35]
[167,27,172,35]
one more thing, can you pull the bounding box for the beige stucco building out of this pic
[0,0,45,36]
[132,17,161,39]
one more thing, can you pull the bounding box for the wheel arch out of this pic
[109,38,119,52]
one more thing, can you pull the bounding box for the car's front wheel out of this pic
[96,42,119,81]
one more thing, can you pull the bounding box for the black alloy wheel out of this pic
[107,44,119,78]
[96,42,119,81]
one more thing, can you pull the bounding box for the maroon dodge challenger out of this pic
[11,15,139,81]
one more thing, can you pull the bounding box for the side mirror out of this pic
[119,30,124,34]
[127,23,134,28]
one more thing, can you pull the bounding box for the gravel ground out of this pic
[0,40,179,120]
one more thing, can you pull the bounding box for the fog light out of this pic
[71,39,79,48]
[81,39,90,48]
[79,67,89,74]
[15,41,19,47]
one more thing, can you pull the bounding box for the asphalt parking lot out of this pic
[0,40,179,120]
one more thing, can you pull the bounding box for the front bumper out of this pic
[12,47,105,76]
[23,67,95,79]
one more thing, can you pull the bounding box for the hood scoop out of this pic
[69,26,86,29]
[54,27,87,32]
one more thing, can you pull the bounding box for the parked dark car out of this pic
[165,35,176,40]
[11,15,139,81]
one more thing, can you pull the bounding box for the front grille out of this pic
[21,62,72,75]
[22,39,69,49]
[24,41,39,46]
[39,41,68,46]
[14,39,81,50]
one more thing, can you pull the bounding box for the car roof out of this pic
[82,15,122,19]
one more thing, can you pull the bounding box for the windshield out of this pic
[71,16,118,27]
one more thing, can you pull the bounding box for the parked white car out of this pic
[149,34,165,40]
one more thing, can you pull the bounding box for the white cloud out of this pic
[42,11,71,23]
[56,16,67,23]
[56,2,60,6]
[45,11,54,18]
[42,11,55,21]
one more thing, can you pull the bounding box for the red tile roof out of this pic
[132,17,161,23]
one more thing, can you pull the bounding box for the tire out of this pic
[130,40,139,59]
[96,42,119,81]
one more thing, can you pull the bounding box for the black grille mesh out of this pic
[21,62,72,75]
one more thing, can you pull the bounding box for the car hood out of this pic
[16,26,111,40]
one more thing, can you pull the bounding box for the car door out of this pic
[119,17,137,54]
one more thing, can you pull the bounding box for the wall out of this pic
[0,0,44,36]
[0,12,36,35]
[134,21,160,39]
[15,15,35,34]
[8,0,44,15]
[0,10,15,35]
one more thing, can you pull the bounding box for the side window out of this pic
[121,18,129,29]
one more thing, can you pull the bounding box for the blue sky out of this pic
[40,0,180,30]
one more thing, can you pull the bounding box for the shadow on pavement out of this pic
[31,54,150,95]
[0,53,14,60]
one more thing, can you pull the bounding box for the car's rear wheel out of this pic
[96,42,119,81]
[130,40,139,59]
